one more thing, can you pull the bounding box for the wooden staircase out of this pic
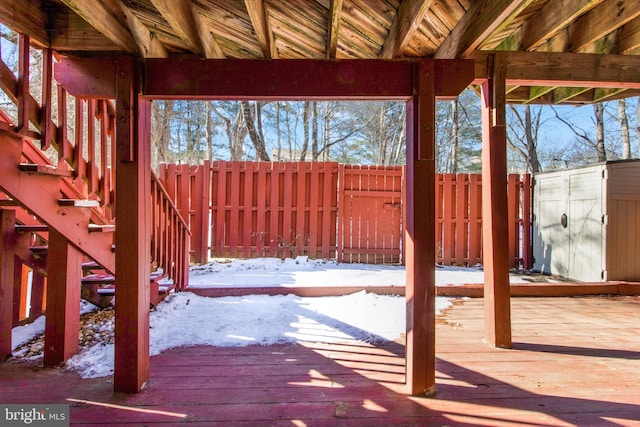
[0,39,190,370]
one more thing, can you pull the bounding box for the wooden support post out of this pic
[17,34,30,134]
[114,58,151,393]
[405,60,437,396]
[43,229,82,366]
[29,271,46,321]
[12,258,24,326]
[480,53,512,348]
[0,209,16,360]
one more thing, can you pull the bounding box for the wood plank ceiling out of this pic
[1,0,639,104]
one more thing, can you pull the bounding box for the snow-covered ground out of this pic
[11,257,528,379]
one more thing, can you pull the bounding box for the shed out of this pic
[533,160,640,282]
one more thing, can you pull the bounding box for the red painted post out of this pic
[405,60,437,396]
[40,48,53,151]
[12,258,23,326]
[213,161,226,256]
[481,53,512,349]
[256,162,268,257]
[43,229,82,366]
[229,162,240,256]
[28,271,45,321]
[114,59,151,393]
[0,209,16,359]
[16,34,30,134]
[74,99,86,180]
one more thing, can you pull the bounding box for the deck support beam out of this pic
[0,209,16,360]
[405,61,437,395]
[44,229,82,366]
[480,53,512,348]
[114,57,152,393]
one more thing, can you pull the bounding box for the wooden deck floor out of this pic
[1,296,639,426]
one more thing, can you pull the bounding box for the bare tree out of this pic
[594,103,606,162]
[240,101,270,161]
[507,104,542,173]
[211,102,246,160]
[618,100,631,159]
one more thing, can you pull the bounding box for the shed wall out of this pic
[605,162,640,281]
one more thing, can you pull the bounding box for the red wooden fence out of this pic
[338,165,403,264]
[159,162,532,268]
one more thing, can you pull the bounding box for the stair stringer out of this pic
[0,129,115,274]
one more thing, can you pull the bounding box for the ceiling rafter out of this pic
[530,0,640,103]
[326,0,344,59]
[0,0,48,47]
[60,0,167,58]
[150,0,218,58]
[434,0,534,59]
[614,15,640,54]
[566,0,640,52]
[244,0,276,59]
[380,0,434,59]
[515,0,602,51]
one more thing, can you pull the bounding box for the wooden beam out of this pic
[380,0,433,59]
[326,0,344,59]
[60,0,167,58]
[60,0,140,54]
[0,209,16,360]
[244,0,276,59]
[470,50,640,89]
[114,57,151,393]
[0,0,49,47]
[567,0,640,53]
[434,0,533,59]
[144,58,473,100]
[16,34,30,134]
[50,7,120,52]
[150,0,222,58]
[43,229,82,366]
[552,86,591,103]
[405,60,436,396]
[516,0,602,50]
[480,53,512,349]
[55,56,118,98]
[614,15,640,54]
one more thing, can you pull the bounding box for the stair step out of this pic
[82,274,115,285]
[15,224,48,232]
[59,199,101,208]
[88,224,115,232]
[19,163,73,178]
[0,199,20,206]
[82,261,104,271]
[30,245,48,258]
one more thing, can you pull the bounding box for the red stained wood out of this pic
[404,60,437,396]
[28,270,45,321]
[3,297,638,425]
[16,34,30,134]
[113,59,151,392]
[521,174,533,269]
[0,209,16,359]
[39,48,53,151]
[43,229,81,366]
[481,52,512,349]
[144,58,473,100]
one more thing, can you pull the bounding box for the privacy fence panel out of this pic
[159,162,532,268]
[208,161,339,259]
[338,165,404,264]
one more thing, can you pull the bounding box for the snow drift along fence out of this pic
[158,162,532,268]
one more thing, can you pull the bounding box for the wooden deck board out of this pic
[0,296,639,425]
